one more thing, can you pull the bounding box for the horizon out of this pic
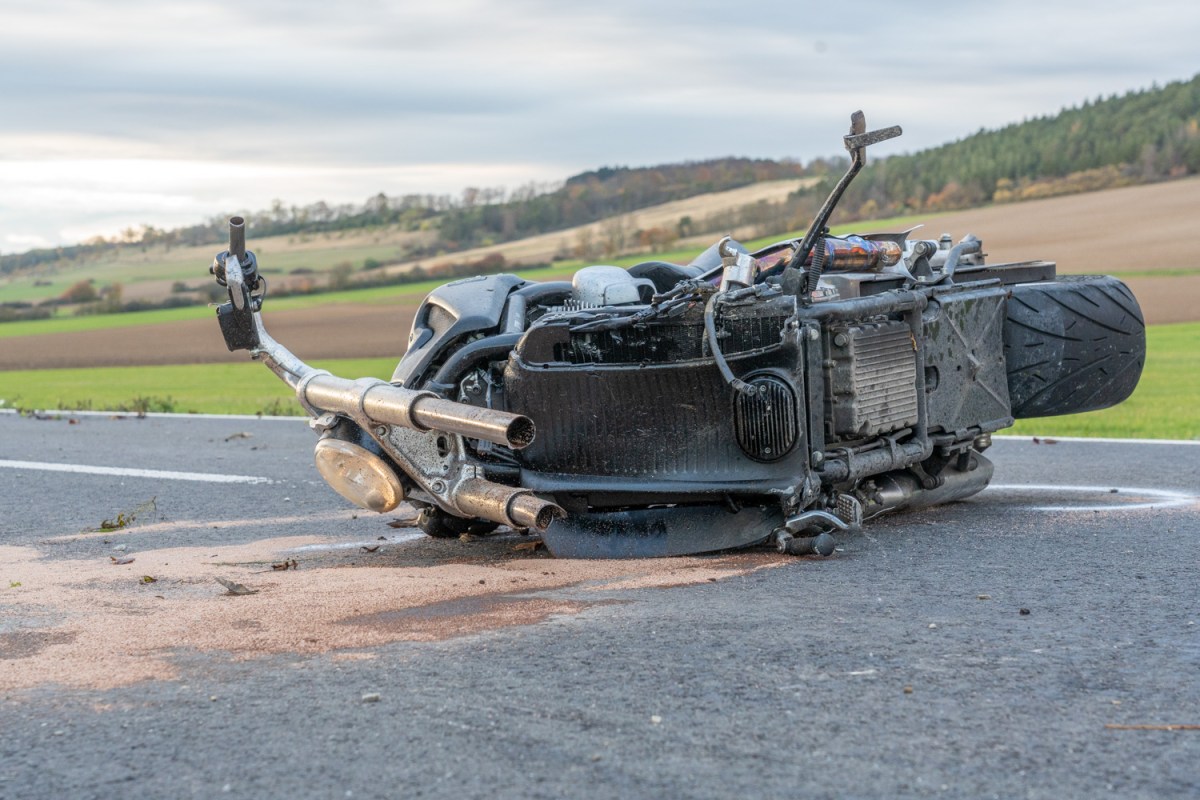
[3,0,1199,255]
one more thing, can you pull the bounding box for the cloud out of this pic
[1,0,1198,249]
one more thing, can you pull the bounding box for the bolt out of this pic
[807,327,819,341]
[431,480,446,494]
[833,333,849,347]
[375,425,388,437]
[810,451,824,466]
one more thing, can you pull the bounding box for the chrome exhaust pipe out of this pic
[453,477,565,532]
[299,374,534,449]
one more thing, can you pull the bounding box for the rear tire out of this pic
[1004,275,1145,418]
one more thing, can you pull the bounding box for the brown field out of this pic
[1,177,1196,371]
[0,303,418,370]
[898,177,1200,275]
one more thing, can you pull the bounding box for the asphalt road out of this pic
[1,413,1198,799]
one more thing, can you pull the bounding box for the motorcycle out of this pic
[209,112,1145,558]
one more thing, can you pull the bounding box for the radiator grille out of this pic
[508,362,746,476]
[828,321,918,438]
[733,375,798,462]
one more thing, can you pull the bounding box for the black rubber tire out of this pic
[1003,275,1145,419]
[416,508,500,539]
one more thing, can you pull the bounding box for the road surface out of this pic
[1,413,1197,798]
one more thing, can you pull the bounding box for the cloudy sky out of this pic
[2,0,1198,252]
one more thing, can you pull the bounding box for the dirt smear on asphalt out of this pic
[0,533,780,692]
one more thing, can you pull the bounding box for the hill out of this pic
[823,74,1200,222]
[2,175,1197,372]
[3,73,1199,317]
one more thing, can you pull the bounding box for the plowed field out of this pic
[2,177,1196,370]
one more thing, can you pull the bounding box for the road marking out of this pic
[3,410,1198,445]
[0,408,302,422]
[993,435,1200,446]
[986,484,1198,512]
[283,532,425,552]
[0,459,273,484]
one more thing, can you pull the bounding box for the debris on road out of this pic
[110,556,135,565]
[361,693,381,703]
[271,559,298,571]
[224,431,253,442]
[513,540,544,553]
[215,577,258,596]
[94,497,157,532]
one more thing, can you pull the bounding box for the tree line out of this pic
[819,73,1200,223]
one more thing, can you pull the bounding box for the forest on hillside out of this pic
[822,74,1200,222]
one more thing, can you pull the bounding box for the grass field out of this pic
[0,358,399,416]
[2,323,1194,439]
[0,215,932,341]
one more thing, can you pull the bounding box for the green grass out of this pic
[0,262,585,340]
[1007,322,1198,440]
[0,358,397,417]
[0,213,940,339]
[2,323,1195,440]
[0,232,422,304]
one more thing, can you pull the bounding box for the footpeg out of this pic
[775,531,836,557]
[835,493,863,527]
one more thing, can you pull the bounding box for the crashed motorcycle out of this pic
[209,112,1145,558]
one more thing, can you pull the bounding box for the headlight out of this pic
[313,438,405,513]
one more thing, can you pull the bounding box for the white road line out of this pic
[2,410,1197,445]
[0,459,273,484]
[992,435,1200,446]
[0,408,302,422]
[985,484,1198,512]
[283,532,426,552]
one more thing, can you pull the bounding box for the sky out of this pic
[2,0,1198,253]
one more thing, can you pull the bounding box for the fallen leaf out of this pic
[215,577,258,596]
[224,431,253,442]
[94,497,157,532]
[140,575,157,584]
[361,546,380,553]
[110,556,135,565]
[386,519,418,529]
[512,540,544,553]
[271,559,298,571]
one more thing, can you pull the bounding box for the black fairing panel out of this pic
[391,273,525,388]
[503,299,811,504]
[541,505,781,558]
[922,284,1014,436]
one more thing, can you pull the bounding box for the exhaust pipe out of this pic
[300,373,534,449]
[453,478,565,532]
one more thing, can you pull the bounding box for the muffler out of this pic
[452,477,565,532]
[864,452,995,518]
